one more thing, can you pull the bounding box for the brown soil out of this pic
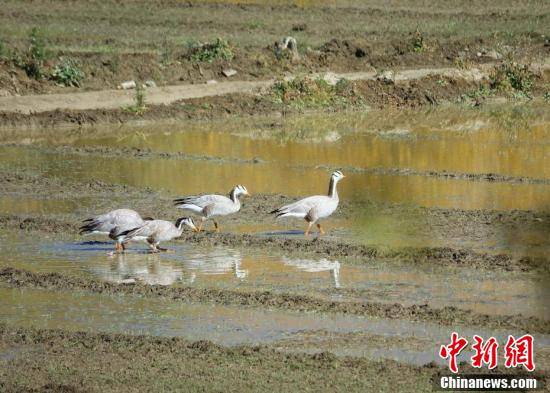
[0,323,439,392]
[0,33,544,97]
[1,268,548,333]
[1,324,543,393]
[0,74,480,128]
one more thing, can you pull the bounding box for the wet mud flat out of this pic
[0,323,443,392]
[2,267,548,333]
[0,104,548,390]
[0,323,546,393]
[0,163,548,272]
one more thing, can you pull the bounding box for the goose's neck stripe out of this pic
[328,178,338,198]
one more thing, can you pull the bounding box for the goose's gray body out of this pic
[80,209,150,251]
[176,194,242,217]
[174,185,249,231]
[120,217,196,252]
[271,171,345,235]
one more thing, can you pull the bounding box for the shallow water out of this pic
[1,105,549,212]
[1,286,548,366]
[1,233,548,319]
[0,104,549,364]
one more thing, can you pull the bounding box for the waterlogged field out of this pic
[0,102,549,391]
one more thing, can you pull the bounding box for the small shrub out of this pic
[411,29,424,52]
[334,78,350,93]
[271,76,363,109]
[459,85,493,105]
[52,58,85,87]
[247,21,264,30]
[490,61,534,94]
[125,84,147,114]
[453,56,472,70]
[135,84,146,108]
[24,28,49,79]
[10,49,24,69]
[187,38,233,63]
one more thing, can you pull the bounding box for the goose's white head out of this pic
[175,217,198,232]
[231,184,250,198]
[331,170,345,182]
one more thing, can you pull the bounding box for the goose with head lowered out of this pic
[173,185,250,232]
[118,217,197,253]
[79,208,153,253]
[270,171,345,236]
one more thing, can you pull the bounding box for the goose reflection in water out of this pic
[282,257,341,288]
[184,249,248,280]
[89,253,191,286]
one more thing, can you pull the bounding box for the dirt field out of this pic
[0,109,548,390]
[1,0,548,95]
[0,2,549,391]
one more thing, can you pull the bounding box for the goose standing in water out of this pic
[79,208,153,253]
[270,171,345,236]
[118,217,197,253]
[173,185,250,232]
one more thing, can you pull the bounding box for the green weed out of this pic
[125,84,147,114]
[411,29,425,52]
[52,58,85,87]
[0,39,7,60]
[160,34,173,66]
[271,76,363,110]
[489,60,534,95]
[23,28,49,79]
[187,38,233,63]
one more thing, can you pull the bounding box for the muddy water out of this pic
[0,104,548,253]
[1,286,549,366]
[0,104,549,365]
[1,232,548,319]
[1,105,549,213]
[3,146,549,213]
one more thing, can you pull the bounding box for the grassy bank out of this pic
[0,0,548,95]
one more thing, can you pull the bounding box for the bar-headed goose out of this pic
[270,171,345,236]
[173,185,250,232]
[80,208,153,253]
[118,217,197,253]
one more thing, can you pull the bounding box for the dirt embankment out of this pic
[1,268,548,333]
[1,323,543,393]
[1,66,548,129]
[0,323,435,393]
[0,73,479,128]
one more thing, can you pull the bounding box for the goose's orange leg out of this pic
[317,223,325,235]
[304,222,314,237]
